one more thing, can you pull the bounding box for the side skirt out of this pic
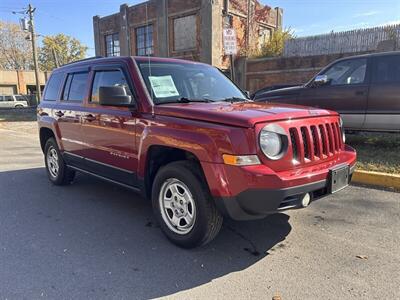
[68,165,142,193]
[63,151,145,194]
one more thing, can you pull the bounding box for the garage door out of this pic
[0,85,17,95]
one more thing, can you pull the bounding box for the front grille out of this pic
[290,121,342,163]
[289,128,298,161]
[310,126,320,157]
[301,127,311,160]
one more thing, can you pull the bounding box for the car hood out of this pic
[263,85,305,97]
[154,101,336,128]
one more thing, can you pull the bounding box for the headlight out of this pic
[259,125,287,160]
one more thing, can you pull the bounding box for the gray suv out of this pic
[0,95,29,108]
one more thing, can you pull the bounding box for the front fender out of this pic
[136,115,257,178]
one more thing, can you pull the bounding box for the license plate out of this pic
[330,165,349,193]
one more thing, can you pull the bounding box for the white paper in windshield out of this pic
[148,75,180,98]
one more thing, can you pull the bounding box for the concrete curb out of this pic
[352,170,400,190]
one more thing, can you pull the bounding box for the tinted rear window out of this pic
[43,73,64,101]
[372,55,400,83]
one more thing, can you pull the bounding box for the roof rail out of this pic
[61,56,104,67]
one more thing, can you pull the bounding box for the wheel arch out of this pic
[39,127,56,153]
[143,145,207,200]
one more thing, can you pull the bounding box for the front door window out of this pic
[322,59,367,86]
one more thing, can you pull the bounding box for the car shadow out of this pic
[0,167,292,299]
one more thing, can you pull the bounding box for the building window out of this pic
[136,25,153,56]
[173,15,197,51]
[105,33,120,57]
[258,27,272,49]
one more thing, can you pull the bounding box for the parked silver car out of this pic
[0,95,29,108]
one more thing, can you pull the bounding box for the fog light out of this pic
[301,193,311,207]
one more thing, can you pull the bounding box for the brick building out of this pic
[93,0,282,70]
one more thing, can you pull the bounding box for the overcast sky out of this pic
[0,0,399,57]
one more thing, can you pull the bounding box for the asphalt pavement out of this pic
[0,123,399,299]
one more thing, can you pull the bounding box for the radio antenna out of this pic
[145,3,154,107]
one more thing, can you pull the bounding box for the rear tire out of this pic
[152,161,223,248]
[44,138,75,185]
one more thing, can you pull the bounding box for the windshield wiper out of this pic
[177,97,214,103]
[157,97,214,105]
[220,97,251,103]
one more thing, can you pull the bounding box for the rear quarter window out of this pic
[43,73,64,101]
[372,55,400,84]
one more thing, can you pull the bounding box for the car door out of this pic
[80,65,139,187]
[365,54,400,131]
[0,96,5,108]
[56,69,89,157]
[305,58,369,129]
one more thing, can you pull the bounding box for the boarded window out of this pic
[0,84,17,95]
[258,27,271,49]
[173,15,197,51]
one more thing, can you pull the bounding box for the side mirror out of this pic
[244,90,250,98]
[313,75,329,87]
[99,86,135,107]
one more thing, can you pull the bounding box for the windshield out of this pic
[136,61,247,104]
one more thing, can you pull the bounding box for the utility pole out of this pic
[52,47,60,68]
[27,4,41,103]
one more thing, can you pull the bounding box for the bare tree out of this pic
[0,21,33,70]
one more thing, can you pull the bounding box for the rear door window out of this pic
[372,55,400,84]
[62,72,89,102]
[43,72,64,101]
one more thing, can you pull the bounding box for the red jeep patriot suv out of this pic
[38,56,356,248]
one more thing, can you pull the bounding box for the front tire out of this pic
[44,138,75,185]
[152,161,223,248]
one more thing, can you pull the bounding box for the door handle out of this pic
[355,91,365,96]
[83,114,96,122]
[55,111,64,117]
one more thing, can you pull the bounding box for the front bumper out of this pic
[215,164,355,220]
[201,146,357,220]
